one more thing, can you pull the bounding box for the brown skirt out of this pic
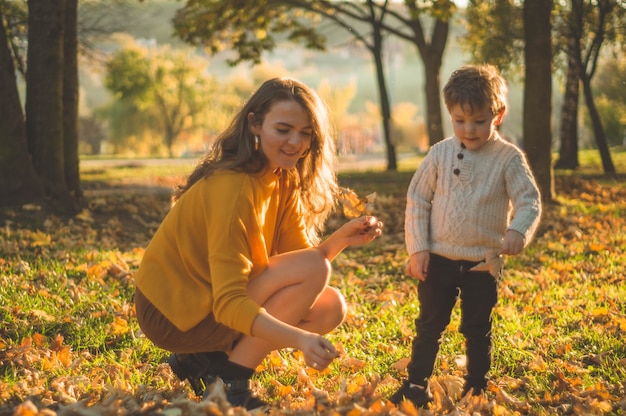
[134,288,242,353]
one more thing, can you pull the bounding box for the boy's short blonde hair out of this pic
[443,64,508,116]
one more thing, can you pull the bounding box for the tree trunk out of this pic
[63,0,81,197]
[424,60,444,146]
[581,75,615,174]
[26,0,75,210]
[573,0,615,175]
[401,5,448,146]
[0,7,45,207]
[523,0,554,203]
[423,19,448,146]
[554,29,580,170]
[371,22,396,171]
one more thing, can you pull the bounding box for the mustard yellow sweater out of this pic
[135,169,311,334]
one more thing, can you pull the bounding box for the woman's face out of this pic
[250,100,313,171]
[449,103,504,151]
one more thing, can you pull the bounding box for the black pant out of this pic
[406,253,498,389]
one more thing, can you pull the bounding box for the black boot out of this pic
[168,351,228,396]
[389,380,433,408]
[209,360,268,410]
[462,376,487,397]
[221,378,268,410]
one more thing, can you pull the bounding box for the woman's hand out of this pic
[339,216,383,246]
[299,332,339,371]
[317,216,383,263]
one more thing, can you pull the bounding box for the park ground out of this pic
[1,150,625,415]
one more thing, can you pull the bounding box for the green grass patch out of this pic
[0,148,624,414]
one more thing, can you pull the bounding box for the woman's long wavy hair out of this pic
[173,77,340,243]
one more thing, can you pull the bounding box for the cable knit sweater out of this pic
[405,133,541,262]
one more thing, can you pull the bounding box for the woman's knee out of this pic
[302,248,333,290]
[314,286,347,332]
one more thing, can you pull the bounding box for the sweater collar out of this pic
[453,132,501,152]
[257,166,282,186]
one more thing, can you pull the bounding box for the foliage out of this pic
[1,151,625,414]
[103,38,217,156]
[172,0,326,66]
[462,0,524,77]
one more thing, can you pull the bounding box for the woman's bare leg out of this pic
[228,248,346,368]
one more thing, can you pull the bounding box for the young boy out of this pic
[389,64,542,407]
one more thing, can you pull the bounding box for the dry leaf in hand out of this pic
[339,187,377,218]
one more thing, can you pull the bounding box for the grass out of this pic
[0,148,625,415]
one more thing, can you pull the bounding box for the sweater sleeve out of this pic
[504,151,542,245]
[205,177,266,335]
[405,149,439,255]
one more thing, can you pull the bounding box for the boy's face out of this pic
[448,104,504,151]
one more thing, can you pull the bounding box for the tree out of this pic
[104,41,216,157]
[173,0,456,170]
[573,0,622,175]
[173,0,399,169]
[523,0,555,203]
[25,0,75,207]
[380,0,453,147]
[0,4,44,206]
[0,0,80,210]
[554,0,583,170]
[591,56,626,146]
[465,0,624,175]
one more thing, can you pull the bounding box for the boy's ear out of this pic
[494,108,506,125]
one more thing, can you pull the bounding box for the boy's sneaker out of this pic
[168,351,228,396]
[389,381,433,408]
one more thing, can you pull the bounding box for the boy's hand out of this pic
[501,229,525,255]
[405,251,429,281]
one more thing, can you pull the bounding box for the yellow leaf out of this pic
[591,307,609,317]
[33,332,46,347]
[346,407,362,416]
[341,356,366,370]
[75,208,94,223]
[588,243,606,252]
[255,28,267,39]
[108,317,128,336]
[391,357,410,372]
[338,188,376,218]
[30,230,51,247]
[529,356,547,371]
[13,400,38,416]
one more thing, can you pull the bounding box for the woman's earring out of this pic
[254,135,259,151]
[300,148,310,158]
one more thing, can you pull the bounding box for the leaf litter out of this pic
[0,175,625,415]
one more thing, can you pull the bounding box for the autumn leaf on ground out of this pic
[29,230,51,247]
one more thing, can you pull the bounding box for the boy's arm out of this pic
[405,156,437,255]
[505,152,542,246]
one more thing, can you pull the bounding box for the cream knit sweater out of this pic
[405,133,541,262]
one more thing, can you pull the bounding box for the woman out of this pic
[134,77,383,410]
